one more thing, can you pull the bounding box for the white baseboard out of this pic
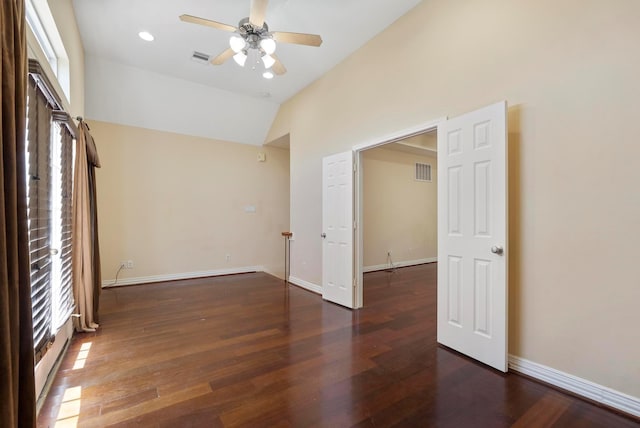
[35,318,73,406]
[288,275,322,295]
[508,355,640,418]
[363,257,437,273]
[102,266,264,288]
[261,267,283,280]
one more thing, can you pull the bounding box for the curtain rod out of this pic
[75,116,90,130]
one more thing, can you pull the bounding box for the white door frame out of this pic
[352,117,447,309]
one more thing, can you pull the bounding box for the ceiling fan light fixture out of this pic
[233,51,248,66]
[262,54,275,69]
[260,37,276,55]
[229,35,246,53]
[179,1,323,77]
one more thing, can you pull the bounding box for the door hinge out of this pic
[353,221,357,229]
[353,163,357,172]
[353,278,357,288]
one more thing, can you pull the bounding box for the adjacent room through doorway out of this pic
[360,130,438,306]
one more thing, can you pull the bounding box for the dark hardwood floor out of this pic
[37,264,638,427]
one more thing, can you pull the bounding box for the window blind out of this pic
[53,123,75,329]
[27,60,78,363]
[27,79,54,358]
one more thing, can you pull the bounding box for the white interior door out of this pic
[322,151,354,308]
[437,101,508,371]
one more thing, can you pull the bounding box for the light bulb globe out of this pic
[260,38,276,55]
[233,51,247,66]
[262,54,276,69]
[229,35,246,53]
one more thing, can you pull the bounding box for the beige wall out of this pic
[91,121,290,282]
[269,0,640,397]
[362,146,437,268]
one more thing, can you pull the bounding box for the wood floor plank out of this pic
[36,266,639,427]
[511,392,572,428]
[100,388,159,415]
[79,383,213,428]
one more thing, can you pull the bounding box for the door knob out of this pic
[321,233,327,239]
[491,245,504,255]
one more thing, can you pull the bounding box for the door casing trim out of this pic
[352,117,447,308]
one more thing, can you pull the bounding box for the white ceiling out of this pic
[72,0,422,104]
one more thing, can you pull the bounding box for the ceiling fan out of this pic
[180,0,323,79]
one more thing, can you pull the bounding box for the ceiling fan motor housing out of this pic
[238,17,269,39]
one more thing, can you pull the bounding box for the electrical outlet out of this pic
[126,260,134,269]
[225,254,231,262]
[387,250,392,256]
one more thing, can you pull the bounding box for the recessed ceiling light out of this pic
[138,31,154,42]
[263,70,274,79]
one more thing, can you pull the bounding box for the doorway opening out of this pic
[353,119,444,309]
[348,101,508,372]
[325,102,508,371]
[264,133,292,281]
[359,130,438,307]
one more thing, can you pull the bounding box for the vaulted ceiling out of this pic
[73,0,422,144]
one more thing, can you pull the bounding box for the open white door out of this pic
[322,151,355,308]
[437,101,508,372]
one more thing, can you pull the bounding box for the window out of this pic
[25,0,57,74]
[25,0,70,102]
[27,63,76,363]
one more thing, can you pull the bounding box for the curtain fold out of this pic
[72,121,101,331]
[1,0,37,426]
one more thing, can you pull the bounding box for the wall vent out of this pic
[191,51,210,64]
[415,162,432,182]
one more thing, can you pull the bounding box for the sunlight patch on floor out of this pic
[54,386,82,427]
[72,342,92,370]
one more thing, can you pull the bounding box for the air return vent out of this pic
[191,51,210,64]
[415,162,432,182]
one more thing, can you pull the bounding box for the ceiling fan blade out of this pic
[249,0,269,28]
[210,48,235,65]
[272,31,322,47]
[179,14,237,32]
[271,54,287,75]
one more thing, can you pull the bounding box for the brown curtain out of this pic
[1,0,37,427]
[72,121,101,331]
